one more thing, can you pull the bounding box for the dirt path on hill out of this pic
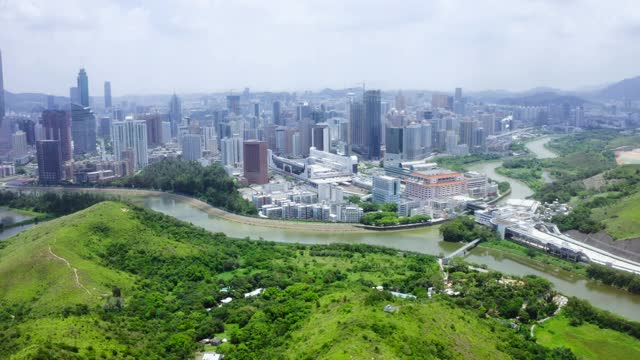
[48,245,91,295]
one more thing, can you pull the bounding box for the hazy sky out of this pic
[1,0,639,96]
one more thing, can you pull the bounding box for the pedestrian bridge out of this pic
[444,238,481,261]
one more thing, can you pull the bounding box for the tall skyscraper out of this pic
[299,118,314,157]
[144,114,163,146]
[168,94,182,137]
[395,91,406,111]
[0,49,4,120]
[77,69,89,107]
[349,101,364,154]
[182,134,202,161]
[161,121,172,144]
[17,119,36,145]
[69,87,80,105]
[253,102,260,119]
[47,95,55,110]
[312,124,329,152]
[202,126,217,153]
[459,120,476,146]
[243,140,268,185]
[272,101,282,125]
[71,103,97,154]
[42,110,72,161]
[111,120,148,170]
[455,87,462,102]
[11,131,28,159]
[99,117,112,139]
[364,90,382,160]
[36,140,64,184]
[104,81,112,108]
[385,126,403,164]
[296,102,311,121]
[227,95,241,116]
[221,136,243,167]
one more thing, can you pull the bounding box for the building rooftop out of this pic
[411,171,462,180]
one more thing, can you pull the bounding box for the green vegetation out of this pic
[0,191,110,232]
[479,239,587,275]
[110,159,257,215]
[496,157,544,192]
[0,191,108,218]
[444,259,560,324]
[0,201,588,359]
[562,297,640,340]
[360,211,430,227]
[585,263,640,294]
[439,216,496,243]
[435,153,501,172]
[591,191,640,240]
[552,205,605,234]
[346,197,430,226]
[536,315,640,360]
[509,141,529,154]
[490,131,640,239]
[346,195,395,213]
[498,181,511,194]
[542,162,640,238]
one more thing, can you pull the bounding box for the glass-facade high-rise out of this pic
[42,110,72,161]
[364,90,382,160]
[77,69,89,107]
[71,103,97,154]
[168,94,182,138]
[273,101,282,126]
[104,81,112,108]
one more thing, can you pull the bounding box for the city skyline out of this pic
[1,0,640,95]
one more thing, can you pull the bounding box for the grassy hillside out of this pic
[536,316,640,359]
[591,191,640,240]
[0,201,633,359]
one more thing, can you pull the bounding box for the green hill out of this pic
[0,201,629,359]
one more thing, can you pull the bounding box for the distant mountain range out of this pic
[596,76,640,100]
[3,75,640,113]
[496,91,588,107]
[3,91,67,113]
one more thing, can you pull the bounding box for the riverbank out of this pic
[355,218,448,231]
[478,239,588,275]
[486,188,512,204]
[6,184,640,321]
[11,186,374,233]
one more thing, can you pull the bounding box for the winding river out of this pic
[5,136,640,320]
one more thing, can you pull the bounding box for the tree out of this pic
[347,195,361,204]
[381,203,398,213]
[440,222,469,242]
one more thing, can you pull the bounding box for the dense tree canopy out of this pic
[111,159,257,215]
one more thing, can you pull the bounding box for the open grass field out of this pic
[591,191,640,240]
[0,203,143,311]
[536,316,640,359]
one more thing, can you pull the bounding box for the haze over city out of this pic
[1,0,640,95]
[2,1,640,359]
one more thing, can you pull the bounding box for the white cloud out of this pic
[0,0,639,95]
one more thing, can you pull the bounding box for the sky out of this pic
[1,0,639,96]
